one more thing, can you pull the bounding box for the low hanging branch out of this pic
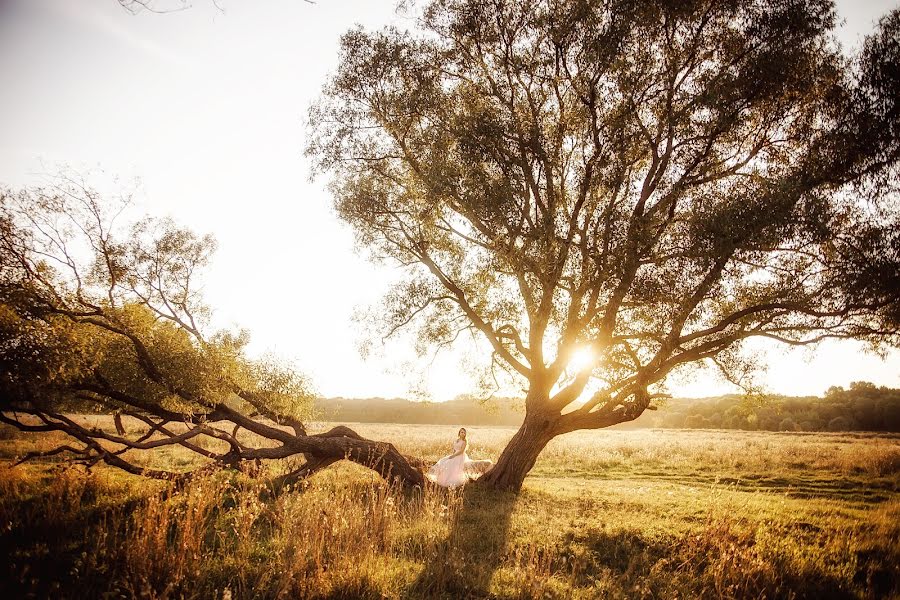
[2,409,427,486]
[0,177,427,489]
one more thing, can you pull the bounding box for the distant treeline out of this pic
[315,381,900,432]
[639,382,900,432]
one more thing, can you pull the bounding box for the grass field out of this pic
[1,419,898,599]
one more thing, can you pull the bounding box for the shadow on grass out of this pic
[409,483,517,599]
[578,526,872,600]
[320,576,397,600]
[0,493,137,600]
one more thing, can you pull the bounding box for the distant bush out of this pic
[827,416,853,432]
[684,414,709,429]
[779,418,798,432]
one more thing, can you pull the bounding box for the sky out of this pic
[0,0,898,401]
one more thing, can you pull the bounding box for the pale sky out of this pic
[0,0,897,401]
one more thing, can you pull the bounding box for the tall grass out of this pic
[0,423,898,599]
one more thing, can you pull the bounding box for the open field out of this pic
[1,419,898,599]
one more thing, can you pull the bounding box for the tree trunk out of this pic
[308,425,427,488]
[477,409,557,492]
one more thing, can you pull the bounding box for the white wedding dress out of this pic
[426,438,491,488]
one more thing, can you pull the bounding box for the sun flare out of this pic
[567,346,597,373]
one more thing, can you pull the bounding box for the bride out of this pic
[426,428,492,488]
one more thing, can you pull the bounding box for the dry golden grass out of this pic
[0,420,898,599]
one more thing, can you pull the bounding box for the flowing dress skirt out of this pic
[427,452,469,488]
[427,451,492,488]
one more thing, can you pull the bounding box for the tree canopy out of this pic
[0,175,426,486]
[309,0,900,489]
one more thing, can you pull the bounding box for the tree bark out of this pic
[477,409,558,492]
[309,425,428,487]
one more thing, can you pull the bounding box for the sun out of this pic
[567,345,597,373]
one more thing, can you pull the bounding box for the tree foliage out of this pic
[309,0,900,488]
[0,175,425,486]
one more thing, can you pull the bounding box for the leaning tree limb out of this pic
[1,407,427,488]
[1,178,433,489]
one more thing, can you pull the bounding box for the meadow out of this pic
[1,419,898,599]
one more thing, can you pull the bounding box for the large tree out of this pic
[308,0,900,489]
[0,176,427,488]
